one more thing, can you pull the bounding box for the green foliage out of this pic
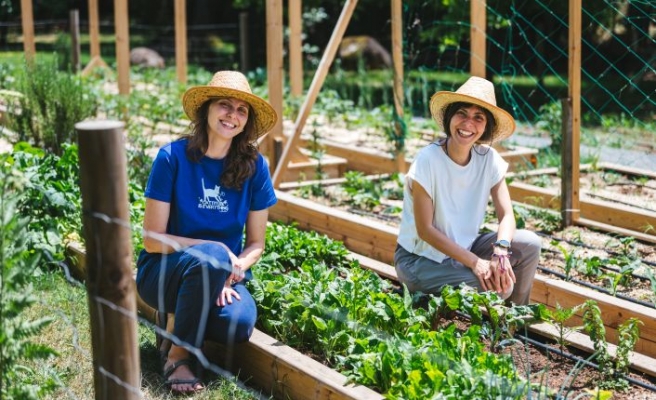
[581,300,640,391]
[547,303,583,351]
[6,143,82,261]
[0,159,60,399]
[535,100,563,151]
[8,57,98,156]
[253,222,535,398]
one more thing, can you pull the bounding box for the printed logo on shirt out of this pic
[199,178,228,212]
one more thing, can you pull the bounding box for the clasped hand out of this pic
[473,255,516,294]
[217,252,245,307]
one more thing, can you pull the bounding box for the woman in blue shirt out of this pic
[136,71,278,394]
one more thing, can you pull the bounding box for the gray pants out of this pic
[394,230,541,305]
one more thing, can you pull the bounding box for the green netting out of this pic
[397,0,655,129]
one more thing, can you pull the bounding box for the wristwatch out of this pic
[493,239,511,249]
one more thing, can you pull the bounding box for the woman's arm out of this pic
[490,178,516,247]
[142,198,210,254]
[235,208,268,272]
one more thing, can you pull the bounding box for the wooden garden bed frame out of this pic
[66,240,656,400]
[507,162,656,243]
[296,136,538,175]
[269,190,656,363]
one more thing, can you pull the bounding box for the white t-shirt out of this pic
[397,141,508,263]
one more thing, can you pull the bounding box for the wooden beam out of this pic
[263,0,285,165]
[391,0,406,174]
[298,137,538,174]
[289,0,303,97]
[507,181,561,209]
[88,0,101,59]
[470,0,486,78]
[114,0,130,95]
[561,97,574,226]
[174,0,188,84]
[272,0,359,187]
[568,0,582,221]
[20,0,35,63]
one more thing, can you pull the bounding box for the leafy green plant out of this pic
[535,100,562,151]
[547,303,583,351]
[0,159,59,399]
[342,171,381,210]
[601,257,640,296]
[8,57,97,156]
[581,300,640,390]
[551,240,582,281]
[253,222,532,398]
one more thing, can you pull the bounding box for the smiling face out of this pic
[206,97,251,141]
[443,102,496,149]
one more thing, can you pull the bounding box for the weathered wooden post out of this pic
[561,97,574,227]
[76,120,141,400]
[70,9,81,72]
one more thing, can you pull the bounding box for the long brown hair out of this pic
[184,99,258,190]
[442,101,497,144]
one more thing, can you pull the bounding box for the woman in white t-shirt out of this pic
[395,76,540,305]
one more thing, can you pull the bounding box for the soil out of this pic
[515,168,656,213]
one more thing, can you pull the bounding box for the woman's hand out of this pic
[490,253,516,293]
[227,264,244,285]
[473,258,495,291]
[217,285,242,307]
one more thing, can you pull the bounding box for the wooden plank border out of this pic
[506,164,656,242]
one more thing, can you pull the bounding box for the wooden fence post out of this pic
[70,9,81,72]
[561,97,574,227]
[76,120,141,400]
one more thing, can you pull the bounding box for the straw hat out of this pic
[182,70,278,138]
[429,76,515,142]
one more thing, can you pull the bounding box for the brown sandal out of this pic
[163,358,204,394]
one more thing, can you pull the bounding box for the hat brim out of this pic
[429,92,515,142]
[182,86,278,138]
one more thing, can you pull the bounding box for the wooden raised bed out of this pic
[66,241,656,400]
[65,242,382,400]
[298,136,538,175]
[507,162,656,243]
[270,190,656,363]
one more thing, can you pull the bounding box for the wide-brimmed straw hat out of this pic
[182,70,278,138]
[429,76,515,142]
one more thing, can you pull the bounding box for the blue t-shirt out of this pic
[145,138,277,259]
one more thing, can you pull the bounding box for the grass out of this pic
[25,271,264,400]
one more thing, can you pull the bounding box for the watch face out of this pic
[495,240,511,248]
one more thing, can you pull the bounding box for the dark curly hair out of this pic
[442,101,497,144]
[183,99,258,190]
